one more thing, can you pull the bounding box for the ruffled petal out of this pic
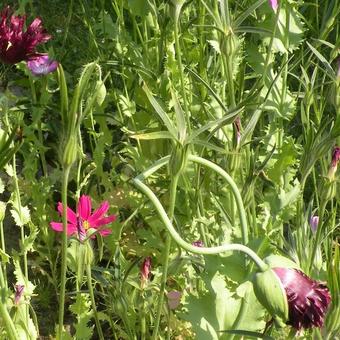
[78,195,92,220]
[50,222,77,235]
[88,201,109,225]
[91,214,116,228]
[57,202,77,224]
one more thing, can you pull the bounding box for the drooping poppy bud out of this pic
[253,255,331,330]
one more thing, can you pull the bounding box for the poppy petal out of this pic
[50,222,77,235]
[88,201,109,225]
[78,195,92,220]
[57,202,77,224]
[91,214,116,227]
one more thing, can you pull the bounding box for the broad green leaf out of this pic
[10,205,31,227]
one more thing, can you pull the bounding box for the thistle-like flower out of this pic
[0,6,51,64]
[27,55,58,76]
[14,284,24,305]
[272,268,331,330]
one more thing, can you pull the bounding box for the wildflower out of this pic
[0,6,50,64]
[50,195,116,239]
[192,240,204,247]
[309,215,319,234]
[14,284,24,305]
[140,257,151,288]
[272,268,331,330]
[167,290,182,310]
[328,146,340,180]
[269,0,278,11]
[27,55,58,76]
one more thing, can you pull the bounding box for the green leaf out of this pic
[130,131,174,140]
[143,83,178,139]
[10,205,31,227]
[0,248,10,263]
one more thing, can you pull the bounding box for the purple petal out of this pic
[91,214,117,228]
[57,202,77,224]
[88,201,109,225]
[50,222,77,235]
[27,55,58,76]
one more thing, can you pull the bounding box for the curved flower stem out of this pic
[189,155,248,244]
[86,264,104,340]
[132,176,267,271]
[136,155,248,244]
[0,266,19,340]
[152,174,179,340]
[57,165,71,339]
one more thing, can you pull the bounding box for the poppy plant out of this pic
[0,6,51,64]
[272,268,331,330]
[50,195,116,240]
[27,55,58,76]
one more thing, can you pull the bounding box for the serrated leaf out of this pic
[208,40,221,54]
[10,205,30,227]
[118,94,136,117]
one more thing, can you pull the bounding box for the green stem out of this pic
[132,177,266,271]
[0,266,19,340]
[86,264,104,340]
[174,4,191,132]
[308,199,327,274]
[136,155,248,244]
[152,175,179,340]
[57,165,71,339]
[0,220,7,286]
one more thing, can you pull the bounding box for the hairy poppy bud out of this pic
[169,143,189,177]
[63,136,78,167]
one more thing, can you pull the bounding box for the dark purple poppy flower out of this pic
[140,257,151,287]
[0,6,51,64]
[272,268,331,330]
[27,55,58,76]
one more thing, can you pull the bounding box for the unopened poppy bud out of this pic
[14,284,24,305]
[169,144,189,177]
[327,146,340,180]
[140,257,151,288]
[220,29,240,59]
[63,136,78,167]
[309,215,319,234]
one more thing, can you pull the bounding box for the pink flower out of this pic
[192,240,204,247]
[27,55,58,76]
[273,268,331,330]
[269,0,278,11]
[0,6,51,64]
[140,257,151,288]
[50,195,116,240]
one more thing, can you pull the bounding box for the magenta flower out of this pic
[269,0,278,11]
[50,195,117,239]
[328,146,340,180]
[309,215,319,234]
[0,6,51,64]
[140,257,151,287]
[27,55,58,76]
[272,268,331,330]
